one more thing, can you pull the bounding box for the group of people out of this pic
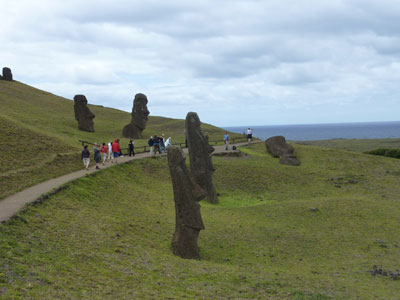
[81,138,135,170]
[148,134,171,155]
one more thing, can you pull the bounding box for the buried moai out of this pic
[2,67,13,81]
[167,146,206,259]
[73,95,95,132]
[122,93,150,139]
[185,112,218,203]
[265,135,300,166]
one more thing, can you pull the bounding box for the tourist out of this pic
[153,134,161,154]
[93,143,101,169]
[81,145,90,171]
[160,134,166,153]
[101,142,108,165]
[224,132,229,150]
[111,139,121,163]
[128,139,135,156]
[247,128,253,143]
[107,142,112,161]
[117,139,124,157]
[148,136,154,155]
[165,137,172,149]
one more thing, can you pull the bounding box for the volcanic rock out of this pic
[73,95,95,132]
[167,146,206,259]
[2,67,13,81]
[122,93,150,139]
[265,136,300,166]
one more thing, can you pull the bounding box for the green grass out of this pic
[1,143,400,299]
[295,138,400,152]
[0,79,242,198]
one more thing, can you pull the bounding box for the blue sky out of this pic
[1,0,400,126]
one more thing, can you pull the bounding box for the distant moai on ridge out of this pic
[185,112,219,203]
[1,67,13,81]
[73,95,95,132]
[122,93,150,139]
[167,146,206,259]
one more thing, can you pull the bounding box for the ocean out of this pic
[224,121,400,141]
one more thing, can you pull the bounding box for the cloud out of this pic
[1,0,400,126]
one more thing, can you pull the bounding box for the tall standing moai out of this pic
[167,146,206,259]
[185,112,219,203]
[73,95,95,132]
[122,93,150,139]
[2,67,13,81]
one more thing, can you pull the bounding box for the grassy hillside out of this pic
[0,79,242,198]
[296,138,400,152]
[1,143,400,299]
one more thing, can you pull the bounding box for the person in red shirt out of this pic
[101,142,108,165]
[111,139,121,163]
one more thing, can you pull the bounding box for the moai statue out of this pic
[73,95,95,132]
[167,146,206,259]
[265,136,300,166]
[185,112,218,203]
[2,67,13,81]
[122,93,150,139]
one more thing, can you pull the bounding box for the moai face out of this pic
[132,93,150,130]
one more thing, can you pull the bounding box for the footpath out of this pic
[0,142,256,223]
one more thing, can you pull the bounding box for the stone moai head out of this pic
[132,93,150,130]
[2,67,13,81]
[73,94,95,132]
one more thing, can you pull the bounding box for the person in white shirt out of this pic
[107,142,112,161]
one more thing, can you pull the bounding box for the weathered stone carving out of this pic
[265,136,300,166]
[167,146,206,259]
[185,112,218,203]
[122,93,150,139]
[73,95,95,132]
[2,67,13,81]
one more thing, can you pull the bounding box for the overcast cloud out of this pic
[1,0,399,126]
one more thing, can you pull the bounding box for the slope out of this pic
[1,143,399,299]
[0,79,242,198]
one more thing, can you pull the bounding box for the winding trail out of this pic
[0,142,256,223]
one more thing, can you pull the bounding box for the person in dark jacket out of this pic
[153,134,161,154]
[93,143,101,169]
[81,145,90,170]
[128,140,135,156]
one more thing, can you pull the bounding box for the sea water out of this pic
[224,121,400,141]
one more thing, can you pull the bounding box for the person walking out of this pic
[247,128,253,144]
[224,132,230,150]
[160,134,166,153]
[153,134,161,154]
[117,139,124,157]
[165,137,172,149]
[93,143,101,169]
[111,139,121,163]
[148,136,154,155]
[107,142,112,161]
[128,139,135,156]
[81,145,90,170]
[101,142,108,165]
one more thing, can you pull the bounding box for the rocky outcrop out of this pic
[265,136,300,166]
[2,67,13,81]
[167,146,206,259]
[185,112,218,203]
[73,95,95,132]
[122,93,150,139]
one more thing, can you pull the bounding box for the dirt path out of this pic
[0,142,258,223]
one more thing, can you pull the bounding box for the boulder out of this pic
[167,146,205,259]
[265,136,300,166]
[2,67,13,81]
[122,93,150,139]
[73,95,95,132]
[185,112,218,203]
